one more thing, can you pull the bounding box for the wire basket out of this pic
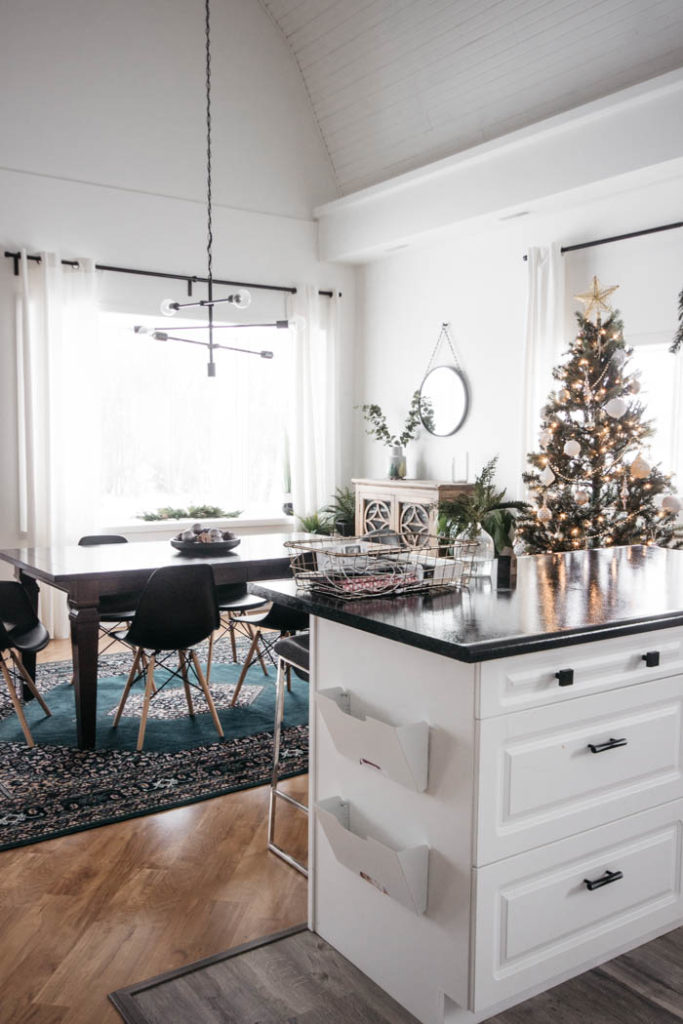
[286,534,480,600]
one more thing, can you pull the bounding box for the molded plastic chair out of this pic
[78,535,140,639]
[112,564,223,751]
[268,631,310,875]
[205,582,269,681]
[228,602,309,707]
[0,582,51,746]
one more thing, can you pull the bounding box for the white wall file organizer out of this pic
[317,796,430,914]
[317,688,430,791]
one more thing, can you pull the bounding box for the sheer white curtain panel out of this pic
[521,244,565,490]
[16,251,101,637]
[286,286,340,520]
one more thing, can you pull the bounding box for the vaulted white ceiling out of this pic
[260,0,683,196]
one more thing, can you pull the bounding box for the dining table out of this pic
[0,533,300,749]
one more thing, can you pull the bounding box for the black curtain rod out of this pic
[3,251,338,298]
[522,220,683,261]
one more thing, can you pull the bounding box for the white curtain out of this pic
[521,244,565,487]
[287,286,340,519]
[15,251,101,637]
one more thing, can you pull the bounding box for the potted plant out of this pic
[358,391,423,479]
[437,458,528,576]
[324,486,356,536]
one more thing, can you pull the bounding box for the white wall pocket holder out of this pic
[317,797,430,914]
[317,688,430,791]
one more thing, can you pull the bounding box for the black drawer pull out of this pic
[555,669,574,687]
[583,869,623,891]
[642,651,660,668]
[588,737,628,754]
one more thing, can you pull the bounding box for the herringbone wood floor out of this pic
[0,640,308,1024]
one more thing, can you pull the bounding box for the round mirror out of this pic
[419,365,469,436]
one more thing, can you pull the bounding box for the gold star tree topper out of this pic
[574,276,619,322]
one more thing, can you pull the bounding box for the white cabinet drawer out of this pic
[476,675,683,863]
[472,800,683,1011]
[478,626,683,718]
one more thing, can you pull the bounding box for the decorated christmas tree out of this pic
[517,277,681,553]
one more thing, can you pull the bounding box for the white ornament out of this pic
[537,505,552,523]
[662,496,682,514]
[540,466,556,486]
[563,439,581,458]
[630,380,641,394]
[604,397,627,419]
[629,454,651,479]
[575,489,589,506]
[539,429,552,448]
[612,349,627,367]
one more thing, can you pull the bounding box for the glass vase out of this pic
[388,445,407,480]
[456,523,495,579]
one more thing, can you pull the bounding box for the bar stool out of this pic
[268,631,310,876]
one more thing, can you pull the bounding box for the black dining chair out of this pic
[78,535,140,652]
[205,582,269,682]
[0,582,51,747]
[229,602,309,707]
[112,564,223,751]
[268,631,310,875]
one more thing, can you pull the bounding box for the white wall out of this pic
[354,172,683,499]
[0,0,356,560]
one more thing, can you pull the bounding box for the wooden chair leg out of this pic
[113,648,142,727]
[0,656,35,747]
[178,650,195,717]
[10,651,51,717]
[136,655,156,751]
[231,631,260,706]
[244,623,269,677]
[190,650,223,738]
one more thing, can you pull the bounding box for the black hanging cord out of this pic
[205,0,216,376]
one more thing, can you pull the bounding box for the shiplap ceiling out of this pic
[259,0,683,196]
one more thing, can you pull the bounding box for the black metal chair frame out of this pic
[268,633,309,876]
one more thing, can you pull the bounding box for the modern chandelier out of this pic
[133,0,285,375]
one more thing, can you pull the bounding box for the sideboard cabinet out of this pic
[353,478,473,546]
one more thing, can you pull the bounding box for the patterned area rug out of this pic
[0,638,308,851]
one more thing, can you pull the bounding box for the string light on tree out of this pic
[516,278,681,553]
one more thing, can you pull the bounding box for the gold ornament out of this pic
[574,276,619,322]
[629,454,651,479]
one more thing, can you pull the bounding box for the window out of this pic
[96,312,290,524]
[630,338,683,487]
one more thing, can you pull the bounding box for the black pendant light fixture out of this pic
[133,0,283,374]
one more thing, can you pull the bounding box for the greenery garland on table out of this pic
[137,504,242,522]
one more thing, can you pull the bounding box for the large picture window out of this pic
[97,312,290,524]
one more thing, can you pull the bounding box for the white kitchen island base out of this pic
[307,616,683,1024]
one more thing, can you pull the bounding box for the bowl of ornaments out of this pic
[170,522,241,555]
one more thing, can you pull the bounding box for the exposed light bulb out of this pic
[288,314,307,331]
[133,325,153,335]
[160,298,179,317]
[228,289,252,309]
[260,350,274,359]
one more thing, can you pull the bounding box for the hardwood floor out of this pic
[1,639,308,1024]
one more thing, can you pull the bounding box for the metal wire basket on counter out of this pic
[285,533,480,600]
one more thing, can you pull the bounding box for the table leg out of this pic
[70,601,100,749]
[18,571,40,700]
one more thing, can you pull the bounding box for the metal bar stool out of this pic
[268,631,310,876]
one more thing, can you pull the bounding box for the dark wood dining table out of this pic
[0,533,299,749]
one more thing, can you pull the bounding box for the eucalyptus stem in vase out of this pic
[358,391,423,479]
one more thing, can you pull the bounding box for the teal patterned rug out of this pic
[0,639,308,851]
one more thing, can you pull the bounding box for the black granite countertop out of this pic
[251,545,683,663]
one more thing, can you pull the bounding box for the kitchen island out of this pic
[253,545,683,1024]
